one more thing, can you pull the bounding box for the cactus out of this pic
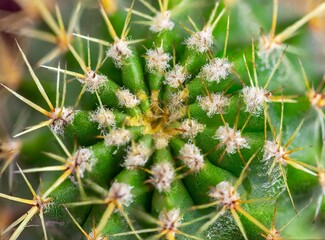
[0,0,325,239]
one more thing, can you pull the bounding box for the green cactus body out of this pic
[1,1,325,240]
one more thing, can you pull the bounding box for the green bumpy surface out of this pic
[1,0,325,240]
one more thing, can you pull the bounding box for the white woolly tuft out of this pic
[209,181,240,208]
[49,107,75,136]
[159,208,182,233]
[167,89,189,123]
[1,139,21,156]
[150,11,174,32]
[106,40,132,68]
[164,64,189,88]
[263,140,287,165]
[242,86,270,116]
[68,148,95,181]
[90,107,115,130]
[104,128,131,147]
[185,28,213,53]
[116,88,141,108]
[214,124,249,154]
[179,143,204,171]
[198,93,230,117]
[78,71,108,93]
[123,142,151,169]
[180,119,205,139]
[257,36,282,69]
[108,182,134,206]
[153,132,170,150]
[198,58,233,83]
[166,89,189,122]
[168,92,185,110]
[309,90,325,108]
[150,162,175,192]
[145,47,171,73]
[88,230,105,240]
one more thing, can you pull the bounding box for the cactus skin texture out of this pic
[0,0,325,239]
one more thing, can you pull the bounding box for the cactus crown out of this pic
[0,0,325,240]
